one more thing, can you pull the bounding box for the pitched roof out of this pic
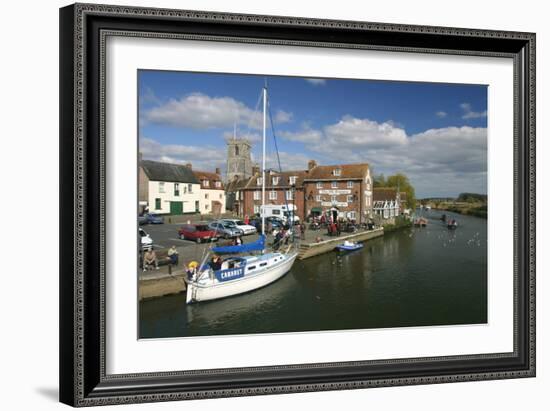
[225,176,253,192]
[140,160,199,184]
[373,187,398,202]
[193,170,224,189]
[303,163,370,181]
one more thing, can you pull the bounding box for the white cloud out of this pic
[436,111,447,118]
[460,103,487,119]
[323,115,408,150]
[265,151,311,172]
[140,137,226,173]
[305,78,327,86]
[279,127,323,144]
[142,92,292,130]
[273,110,293,124]
[278,115,487,197]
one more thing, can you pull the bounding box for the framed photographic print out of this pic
[59,3,535,407]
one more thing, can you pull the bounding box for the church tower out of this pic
[226,137,253,182]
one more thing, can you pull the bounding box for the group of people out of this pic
[141,245,179,272]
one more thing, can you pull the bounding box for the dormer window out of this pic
[203,180,209,187]
[272,176,279,186]
[289,176,297,185]
[257,177,263,186]
[333,168,342,176]
[215,181,221,188]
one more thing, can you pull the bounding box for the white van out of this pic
[260,204,300,223]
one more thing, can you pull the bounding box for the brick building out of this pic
[229,160,374,223]
[302,161,373,223]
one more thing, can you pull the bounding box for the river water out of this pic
[139,210,487,338]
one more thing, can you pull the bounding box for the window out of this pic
[158,182,165,193]
[289,176,297,185]
[349,211,356,220]
[269,190,277,200]
[235,146,239,156]
[286,190,294,200]
[331,181,338,188]
[174,183,179,196]
[315,195,321,202]
[347,181,353,188]
[188,184,193,193]
[204,180,210,187]
[253,205,260,214]
[205,193,209,199]
[219,193,223,199]
[347,195,354,203]
[205,204,209,210]
[257,177,263,186]
[333,168,341,176]
[155,198,161,210]
[215,181,221,188]
[254,191,261,200]
[366,196,371,206]
[316,182,323,189]
[272,209,281,215]
[272,176,279,185]
[331,195,337,202]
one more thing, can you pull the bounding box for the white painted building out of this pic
[139,160,201,215]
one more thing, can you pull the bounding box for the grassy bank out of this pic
[382,216,413,232]
[433,202,487,219]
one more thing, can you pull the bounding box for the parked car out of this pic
[219,219,257,236]
[266,216,285,229]
[138,215,148,225]
[178,223,219,243]
[144,213,164,224]
[139,228,153,248]
[208,221,244,239]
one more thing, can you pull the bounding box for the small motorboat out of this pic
[447,220,458,230]
[414,217,428,227]
[335,240,364,252]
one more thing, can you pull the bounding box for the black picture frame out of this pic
[59,3,536,407]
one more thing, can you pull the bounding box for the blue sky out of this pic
[139,70,488,198]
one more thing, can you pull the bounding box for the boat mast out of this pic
[266,82,267,235]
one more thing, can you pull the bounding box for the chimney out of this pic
[215,167,221,175]
[308,160,317,170]
[185,163,192,169]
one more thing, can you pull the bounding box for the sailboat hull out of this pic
[186,253,297,303]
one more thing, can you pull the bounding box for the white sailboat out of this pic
[185,85,298,303]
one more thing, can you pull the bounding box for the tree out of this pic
[373,173,386,188]
[385,173,416,209]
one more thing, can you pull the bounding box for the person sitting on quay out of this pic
[167,245,179,266]
[143,247,159,271]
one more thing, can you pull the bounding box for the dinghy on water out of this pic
[335,240,364,252]
[185,84,298,304]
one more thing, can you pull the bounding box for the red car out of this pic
[177,223,219,243]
